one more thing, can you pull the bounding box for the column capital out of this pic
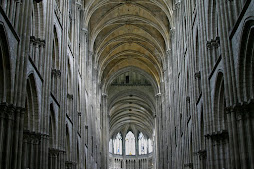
[195,71,201,79]
[175,1,181,10]
[67,93,74,100]
[88,51,94,57]
[206,41,212,50]
[186,96,190,103]
[81,28,88,33]
[170,27,175,36]
[166,49,171,55]
[75,2,82,8]
[102,93,108,98]
[155,93,161,97]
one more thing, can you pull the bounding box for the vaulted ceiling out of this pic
[85,0,173,137]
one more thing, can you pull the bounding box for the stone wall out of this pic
[159,0,254,169]
[0,0,101,169]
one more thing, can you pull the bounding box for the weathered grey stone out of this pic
[0,0,253,169]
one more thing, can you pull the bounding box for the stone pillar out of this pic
[245,107,254,169]
[22,137,28,169]
[135,133,138,156]
[123,135,125,156]
[0,106,5,166]
[225,107,234,169]
[230,107,240,168]
[40,134,49,169]
[5,105,15,169]
[235,103,254,169]
[101,93,108,169]
[0,104,25,169]
[155,93,161,169]
[123,134,126,169]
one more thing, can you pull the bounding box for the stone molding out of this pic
[0,103,21,119]
[194,71,201,79]
[23,130,42,143]
[30,36,46,47]
[49,148,65,155]
[184,163,193,168]
[196,150,207,160]
[52,68,61,77]
[225,99,254,114]
[186,96,190,103]
[205,130,229,141]
[67,93,74,100]
[206,37,220,50]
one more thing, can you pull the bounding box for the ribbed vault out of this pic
[85,0,172,160]
[85,0,173,85]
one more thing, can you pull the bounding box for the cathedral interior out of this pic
[0,0,253,169]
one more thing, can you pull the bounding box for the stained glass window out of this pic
[138,132,148,155]
[113,133,122,155]
[125,131,135,155]
[148,138,153,153]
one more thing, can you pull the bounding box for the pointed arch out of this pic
[214,72,226,131]
[49,104,57,147]
[51,26,60,99]
[66,124,71,160]
[200,105,204,149]
[138,132,148,155]
[67,59,72,94]
[238,18,254,102]
[24,73,39,132]
[125,131,136,155]
[32,1,45,38]
[52,26,60,70]
[113,132,122,155]
[0,24,11,103]
[207,0,219,39]
[77,140,80,169]
[77,84,81,112]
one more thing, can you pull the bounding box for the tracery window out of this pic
[113,133,122,155]
[148,138,153,153]
[125,131,135,155]
[109,139,113,153]
[138,132,147,155]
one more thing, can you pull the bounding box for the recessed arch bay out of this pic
[86,0,172,166]
[106,67,157,159]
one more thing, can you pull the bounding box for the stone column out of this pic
[11,107,23,169]
[40,134,49,169]
[135,134,139,169]
[22,137,28,169]
[101,93,108,169]
[245,105,254,169]
[135,132,138,156]
[123,132,126,169]
[3,104,15,169]
[0,105,5,167]
[30,137,35,168]
[230,108,240,168]
[155,93,161,169]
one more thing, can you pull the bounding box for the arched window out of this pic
[0,25,11,103]
[109,139,113,153]
[66,124,71,160]
[113,133,122,155]
[148,138,153,153]
[138,132,148,155]
[125,131,135,155]
[49,104,56,147]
